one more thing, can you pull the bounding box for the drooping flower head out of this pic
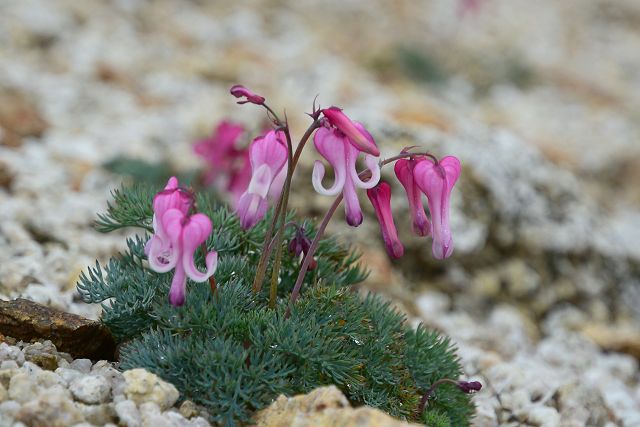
[312,119,380,227]
[413,156,461,260]
[394,155,431,237]
[321,107,380,156]
[193,120,245,186]
[236,130,288,229]
[145,177,218,306]
[230,84,265,105]
[367,181,404,259]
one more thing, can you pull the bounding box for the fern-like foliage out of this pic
[79,183,475,426]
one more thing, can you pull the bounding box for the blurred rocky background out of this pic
[1,0,639,426]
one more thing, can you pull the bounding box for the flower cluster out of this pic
[152,84,462,306]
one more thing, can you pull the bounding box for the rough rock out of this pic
[69,374,111,404]
[123,369,180,411]
[253,386,419,427]
[15,391,84,427]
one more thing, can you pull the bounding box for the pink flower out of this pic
[230,84,265,105]
[312,125,380,227]
[413,156,461,260]
[394,157,431,237]
[321,107,380,156]
[145,177,218,306]
[236,130,288,229]
[367,181,404,259]
[227,150,252,208]
[193,121,245,186]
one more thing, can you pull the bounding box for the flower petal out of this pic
[168,263,187,307]
[342,176,363,227]
[249,130,288,177]
[349,152,381,190]
[237,191,268,229]
[367,182,404,259]
[311,127,347,196]
[147,235,178,273]
[414,157,461,260]
[394,158,431,237]
[181,214,217,282]
[322,107,380,156]
[247,164,273,199]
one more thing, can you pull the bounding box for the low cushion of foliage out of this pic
[78,184,474,426]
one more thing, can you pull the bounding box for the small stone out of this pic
[0,399,21,419]
[115,399,141,427]
[0,361,18,370]
[527,405,560,427]
[35,370,65,388]
[69,359,93,374]
[91,360,111,372]
[55,367,84,385]
[94,365,126,396]
[0,383,7,402]
[76,402,116,425]
[139,401,161,418]
[123,369,179,411]
[0,343,25,365]
[26,353,58,371]
[189,417,212,427]
[21,361,43,377]
[15,391,85,427]
[179,400,199,419]
[142,410,190,427]
[9,372,40,404]
[70,375,111,404]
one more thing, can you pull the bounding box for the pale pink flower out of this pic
[145,177,218,306]
[413,156,461,260]
[312,125,380,227]
[236,130,288,229]
[321,107,380,156]
[367,181,404,259]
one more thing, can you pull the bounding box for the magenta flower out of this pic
[236,130,288,229]
[193,120,245,186]
[367,182,404,259]
[413,156,461,260]
[321,107,380,157]
[312,125,380,227]
[394,157,431,237]
[145,177,218,306]
[230,84,265,105]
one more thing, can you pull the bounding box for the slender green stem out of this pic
[269,126,294,308]
[251,119,321,294]
[292,119,321,169]
[286,193,343,316]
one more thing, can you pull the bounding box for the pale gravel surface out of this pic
[1,1,639,426]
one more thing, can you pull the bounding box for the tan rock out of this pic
[253,386,420,427]
[582,322,640,359]
[123,368,179,411]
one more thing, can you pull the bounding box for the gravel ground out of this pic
[1,1,639,426]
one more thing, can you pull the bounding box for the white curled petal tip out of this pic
[312,160,345,196]
[351,155,381,190]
